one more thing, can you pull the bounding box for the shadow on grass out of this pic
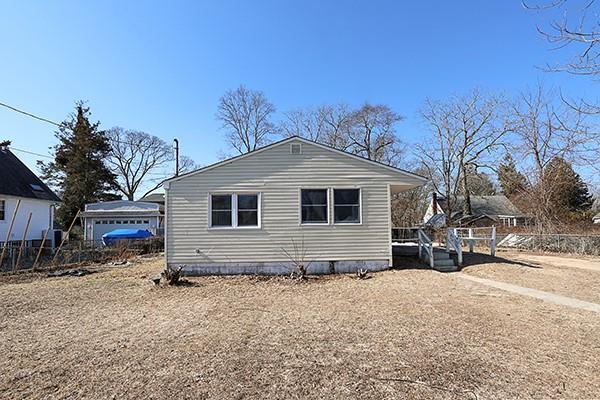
[460,252,542,269]
[392,256,431,270]
[392,252,543,271]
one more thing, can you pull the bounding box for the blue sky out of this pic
[0,1,596,192]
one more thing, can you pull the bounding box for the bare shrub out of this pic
[162,266,184,285]
[356,268,370,280]
[281,237,312,281]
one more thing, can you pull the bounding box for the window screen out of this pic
[301,189,328,223]
[237,194,258,227]
[334,189,360,223]
[211,195,232,227]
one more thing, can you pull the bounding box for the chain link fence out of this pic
[498,233,600,256]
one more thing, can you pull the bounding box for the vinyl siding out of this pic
[166,139,424,266]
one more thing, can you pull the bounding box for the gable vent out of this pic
[290,143,302,155]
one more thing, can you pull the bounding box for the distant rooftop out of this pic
[139,192,165,205]
[438,195,525,218]
[0,146,61,202]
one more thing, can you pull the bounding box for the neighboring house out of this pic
[424,194,530,227]
[0,144,61,246]
[139,192,165,206]
[81,200,163,242]
[164,136,427,275]
[593,213,600,224]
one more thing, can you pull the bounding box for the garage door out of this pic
[92,218,152,241]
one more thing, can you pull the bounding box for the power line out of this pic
[10,147,53,159]
[0,100,156,146]
[0,101,62,127]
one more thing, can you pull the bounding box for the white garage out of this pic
[82,200,163,242]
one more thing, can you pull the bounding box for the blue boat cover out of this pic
[102,229,153,245]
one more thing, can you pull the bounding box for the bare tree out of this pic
[280,104,353,150]
[107,128,173,200]
[107,128,197,200]
[217,85,276,154]
[511,85,590,174]
[511,85,595,230]
[418,90,513,218]
[391,166,433,226]
[524,0,600,76]
[348,103,404,166]
[178,155,197,175]
[280,107,328,142]
[417,99,463,219]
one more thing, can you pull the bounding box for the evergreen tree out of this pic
[497,153,527,198]
[40,103,119,228]
[465,171,497,196]
[543,157,593,216]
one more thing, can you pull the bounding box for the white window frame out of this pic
[332,187,362,225]
[299,187,330,225]
[208,192,262,230]
[0,199,5,222]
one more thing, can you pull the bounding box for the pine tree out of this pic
[465,171,497,196]
[40,103,119,229]
[543,157,593,216]
[497,153,527,198]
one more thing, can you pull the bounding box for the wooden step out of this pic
[433,252,450,260]
[433,258,455,267]
[433,264,458,272]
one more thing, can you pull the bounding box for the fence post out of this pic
[52,211,80,266]
[33,228,50,272]
[0,199,21,269]
[491,226,496,257]
[15,212,33,272]
[468,228,474,252]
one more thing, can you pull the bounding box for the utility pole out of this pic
[173,138,179,176]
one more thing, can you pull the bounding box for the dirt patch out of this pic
[0,255,599,399]
[462,252,600,304]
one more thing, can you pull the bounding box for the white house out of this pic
[164,136,427,275]
[81,200,163,242]
[0,144,60,246]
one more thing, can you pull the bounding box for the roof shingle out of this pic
[0,148,61,202]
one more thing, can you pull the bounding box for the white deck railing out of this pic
[417,229,434,269]
[448,226,497,257]
[446,228,463,266]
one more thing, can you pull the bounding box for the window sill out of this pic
[208,226,262,231]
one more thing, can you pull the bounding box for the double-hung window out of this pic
[333,189,361,223]
[301,189,328,224]
[210,193,260,228]
[0,200,4,221]
[237,194,258,227]
[210,195,233,227]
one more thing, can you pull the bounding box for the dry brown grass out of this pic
[0,255,599,399]
[463,251,600,304]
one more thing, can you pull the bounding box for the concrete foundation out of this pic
[171,260,390,276]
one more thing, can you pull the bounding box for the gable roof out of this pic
[139,192,165,205]
[0,147,61,202]
[437,195,525,218]
[165,136,428,184]
[81,200,162,216]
